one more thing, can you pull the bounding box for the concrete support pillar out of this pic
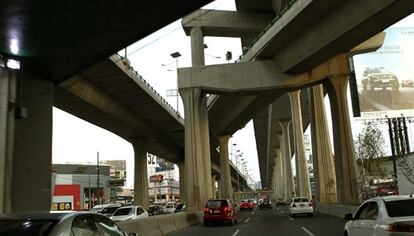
[279,120,295,199]
[276,135,286,199]
[325,76,359,204]
[0,68,16,213]
[211,175,217,198]
[178,162,186,203]
[180,88,212,212]
[275,149,283,199]
[219,135,233,200]
[309,85,337,203]
[132,139,149,209]
[289,90,311,198]
[190,27,205,66]
[2,72,53,212]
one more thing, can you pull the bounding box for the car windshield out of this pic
[294,198,309,203]
[101,206,119,214]
[0,220,57,236]
[207,200,227,208]
[385,199,414,217]
[113,207,133,216]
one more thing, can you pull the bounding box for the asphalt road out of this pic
[167,206,346,236]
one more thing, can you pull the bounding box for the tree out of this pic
[355,122,387,178]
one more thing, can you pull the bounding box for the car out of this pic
[361,67,399,91]
[203,198,239,226]
[174,203,186,212]
[110,205,149,222]
[147,205,163,216]
[288,197,313,217]
[344,195,414,236]
[240,199,254,211]
[99,204,122,217]
[276,198,288,206]
[401,79,414,88]
[0,211,135,236]
[163,202,177,214]
[91,203,116,214]
[258,200,272,210]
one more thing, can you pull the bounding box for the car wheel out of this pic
[203,221,209,226]
[308,213,313,217]
[344,230,348,236]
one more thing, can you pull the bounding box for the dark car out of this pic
[0,211,135,236]
[203,199,239,226]
[147,205,163,216]
[259,200,272,210]
[100,205,122,217]
[174,203,186,212]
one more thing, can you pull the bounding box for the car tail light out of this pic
[292,203,296,207]
[204,207,209,213]
[386,223,414,232]
[309,201,313,207]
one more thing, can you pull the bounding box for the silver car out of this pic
[0,211,136,236]
[344,195,414,236]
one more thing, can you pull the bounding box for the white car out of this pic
[0,211,135,235]
[110,205,149,222]
[163,202,177,213]
[288,197,314,217]
[344,195,414,236]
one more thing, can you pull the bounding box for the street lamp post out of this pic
[170,52,181,114]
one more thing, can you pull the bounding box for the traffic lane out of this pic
[275,206,346,236]
[166,209,254,236]
[238,207,306,236]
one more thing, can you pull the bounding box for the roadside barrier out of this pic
[118,211,202,236]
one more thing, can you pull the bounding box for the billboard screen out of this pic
[354,27,414,118]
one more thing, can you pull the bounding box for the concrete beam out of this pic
[178,54,349,94]
[182,9,274,38]
[243,0,413,73]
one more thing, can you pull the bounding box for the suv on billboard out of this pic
[361,67,399,91]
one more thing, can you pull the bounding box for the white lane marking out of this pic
[301,227,315,236]
[251,211,255,215]
[280,210,285,213]
[289,217,294,221]
[245,217,250,223]
[232,229,240,236]
[276,207,279,210]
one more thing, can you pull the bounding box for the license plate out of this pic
[382,79,390,83]
[300,204,305,207]
[214,210,220,214]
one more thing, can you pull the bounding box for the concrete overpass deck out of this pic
[55,54,249,188]
[180,0,413,189]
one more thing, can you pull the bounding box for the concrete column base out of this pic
[219,135,233,200]
[289,90,311,198]
[309,85,337,203]
[132,139,149,209]
[180,88,212,212]
[325,76,359,205]
[279,121,295,199]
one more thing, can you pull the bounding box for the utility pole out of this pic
[97,152,100,205]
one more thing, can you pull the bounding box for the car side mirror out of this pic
[128,233,137,236]
[344,213,353,221]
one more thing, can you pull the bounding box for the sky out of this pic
[52,1,414,189]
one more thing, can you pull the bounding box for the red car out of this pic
[240,199,254,211]
[203,199,239,226]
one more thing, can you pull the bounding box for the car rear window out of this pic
[294,198,309,203]
[0,220,57,236]
[385,199,414,217]
[113,207,133,216]
[207,200,228,208]
[101,206,119,214]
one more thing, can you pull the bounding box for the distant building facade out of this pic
[51,164,111,210]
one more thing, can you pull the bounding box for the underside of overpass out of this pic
[179,0,414,191]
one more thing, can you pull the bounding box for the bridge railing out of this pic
[112,53,184,121]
